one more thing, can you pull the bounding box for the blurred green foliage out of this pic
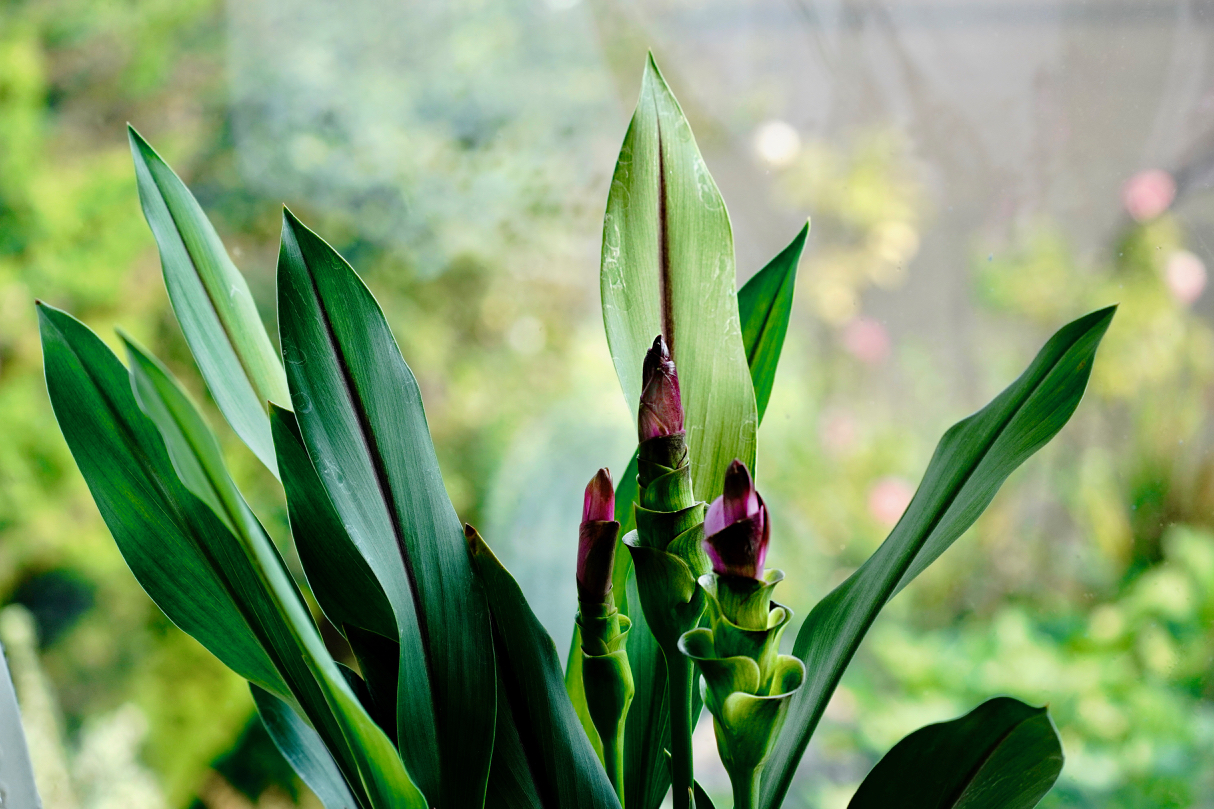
[4,1,1214,808]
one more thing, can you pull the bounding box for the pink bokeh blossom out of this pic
[1122,170,1176,222]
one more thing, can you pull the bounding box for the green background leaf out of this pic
[848,697,1063,809]
[759,306,1115,809]
[599,54,757,503]
[128,127,289,476]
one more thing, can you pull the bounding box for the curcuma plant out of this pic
[30,56,1112,809]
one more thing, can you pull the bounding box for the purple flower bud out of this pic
[638,335,684,441]
[703,460,769,579]
[577,468,620,602]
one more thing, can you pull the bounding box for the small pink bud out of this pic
[703,460,769,579]
[577,468,620,602]
[638,335,684,441]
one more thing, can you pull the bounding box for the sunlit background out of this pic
[3,0,1214,806]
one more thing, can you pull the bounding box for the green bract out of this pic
[29,54,1111,809]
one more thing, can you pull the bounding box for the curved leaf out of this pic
[760,306,1115,809]
[738,222,807,420]
[120,334,425,809]
[253,684,361,809]
[128,127,289,476]
[600,54,757,502]
[38,303,286,696]
[277,208,495,808]
[848,697,1063,809]
[468,526,622,809]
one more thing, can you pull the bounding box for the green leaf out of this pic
[252,684,361,809]
[277,208,495,808]
[119,333,426,809]
[600,54,757,502]
[271,405,397,641]
[848,697,1063,809]
[0,639,41,809]
[38,302,286,697]
[759,306,1115,809]
[128,127,290,476]
[467,527,622,809]
[692,782,716,809]
[738,222,807,421]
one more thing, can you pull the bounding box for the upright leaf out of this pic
[738,222,807,420]
[571,223,807,807]
[120,335,426,809]
[38,303,286,697]
[600,54,757,502]
[253,684,360,809]
[848,697,1063,809]
[759,306,1115,809]
[468,527,622,809]
[128,127,290,476]
[277,209,495,808]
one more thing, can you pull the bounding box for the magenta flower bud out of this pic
[638,335,684,441]
[577,468,620,603]
[703,460,769,579]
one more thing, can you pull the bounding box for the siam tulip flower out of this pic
[638,335,684,441]
[576,468,620,604]
[703,460,769,580]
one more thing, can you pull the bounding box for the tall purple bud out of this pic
[577,468,620,603]
[638,335,684,441]
[703,460,769,580]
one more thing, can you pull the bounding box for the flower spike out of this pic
[577,468,620,603]
[638,335,684,441]
[703,460,769,580]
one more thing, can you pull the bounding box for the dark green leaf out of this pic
[277,208,495,807]
[692,782,716,809]
[120,333,425,809]
[38,303,286,696]
[128,127,289,476]
[738,222,807,420]
[271,405,396,640]
[346,624,401,746]
[600,54,757,503]
[759,306,1115,809]
[848,697,1063,809]
[252,684,360,809]
[468,527,622,809]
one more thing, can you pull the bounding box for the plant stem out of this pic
[602,726,626,806]
[664,646,695,809]
[730,766,760,809]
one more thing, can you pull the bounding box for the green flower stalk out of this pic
[576,468,634,802]
[623,335,708,809]
[679,460,805,809]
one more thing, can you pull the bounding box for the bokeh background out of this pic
[3,0,1214,806]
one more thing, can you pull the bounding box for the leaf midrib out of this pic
[941,715,1031,808]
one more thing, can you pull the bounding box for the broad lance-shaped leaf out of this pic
[848,697,1063,809]
[0,640,41,809]
[600,53,757,503]
[38,303,286,697]
[119,334,426,809]
[277,208,495,808]
[252,684,359,809]
[468,527,622,809]
[129,127,290,477]
[738,222,807,421]
[568,222,806,806]
[759,306,1115,809]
